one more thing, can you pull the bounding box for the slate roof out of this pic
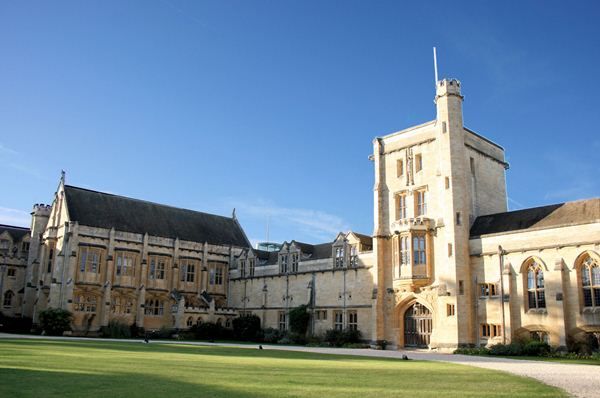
[64,185,250,248]
[470,198,600,237]
[352,232,373,248]
[0,224,30,241]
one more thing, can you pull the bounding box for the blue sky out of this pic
[1,1,599,245]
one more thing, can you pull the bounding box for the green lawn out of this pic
[0,339,566,397]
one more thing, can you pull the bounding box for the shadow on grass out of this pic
[0,367,265,398]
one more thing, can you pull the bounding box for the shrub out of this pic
[289,305,310,335]
[262,327,284,344]
[454,347,490,355]
[130,323,145,338]
[489,342,524,356]
[0,313,33,334]
[522,340,551,356]
[189,322,230,340]
[325,328,362,347]
[100,320,131,339]
[38,308,72,336]
[232,314,262,341]
[154,326,174,339]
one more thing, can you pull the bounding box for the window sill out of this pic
[526,309,548,315]
[582,307,600,314]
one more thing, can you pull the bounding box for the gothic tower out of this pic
[372,79,508,350]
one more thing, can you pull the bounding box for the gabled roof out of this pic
[350,232,373,247]
[0,224,30,241]
[470,198,600,237]
[64,185,250,248]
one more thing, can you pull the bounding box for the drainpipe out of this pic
[498,245,507,345]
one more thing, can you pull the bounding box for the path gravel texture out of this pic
[1,333,599,397]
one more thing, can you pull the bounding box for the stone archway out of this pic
[403,302,432,348]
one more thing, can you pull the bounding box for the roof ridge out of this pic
[0,224,30,230]
[475,198,600,219]
[65,185,235,222]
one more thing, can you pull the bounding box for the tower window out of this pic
[395,193,407,220]
[456,212,462,226]
[415,190,427,216]
[445,177,450,189]
[446,304,455,316]
[415,154,423,172]
[397,159,404,177]
[447,243,453,257]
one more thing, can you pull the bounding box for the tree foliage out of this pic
[38,308,72,336]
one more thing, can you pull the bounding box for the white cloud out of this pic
[233,199,350,243]
[0,206,30,227]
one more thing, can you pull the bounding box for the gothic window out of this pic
[180,260,197,283]
[530,331,549,343]
[214,266,223,285]
[3,291,13,308]
[148,256,167,280]
[333,310,343,331]
[347,310,358,331]
[334,247,344,268]
[22,241,30,253]
[400,236,410,266]
[74,294,97,313]
[47,248,54,273]
[349,246,358,268]
[479,283,498,297]
[79,247,103,274]
[239,259,246,278]
[396,193,407,220]
[248,259,255,277]
[290,253,299,273]
[278,311,287,331]
[144,299,164,316]
[115,251,136,277]
[186,317,193,327]
[7,268,16,277]
[527,262,546,309]
[412,236,426,265]
[415,190,427,216]
[0,239,9,254]
[581,255,600,308]
[279,254,288,273]
[186,263,195,283]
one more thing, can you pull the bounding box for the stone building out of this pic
[0,224,31,317]
[20,181,248,334]
[2,77,598,350]
[370,78,599,350]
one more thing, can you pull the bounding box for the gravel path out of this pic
[2,333,599,397]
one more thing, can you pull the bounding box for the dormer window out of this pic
[279,254,288,273]
[349,246,358,267]
[248,258,255,277]
[290,253,299,273]
[239,259,246,278]
[334,247,344,268]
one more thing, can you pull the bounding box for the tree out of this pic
[289,305,310,335]
[38,308,72,336]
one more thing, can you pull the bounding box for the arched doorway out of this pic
[404,303,432,347]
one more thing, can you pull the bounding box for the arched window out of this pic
[530,331,549,343]
[196,317,203,326]
[526,261,545,309]
[3,290,14,308]
[186,317,193,327]
[581,255,600,308]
